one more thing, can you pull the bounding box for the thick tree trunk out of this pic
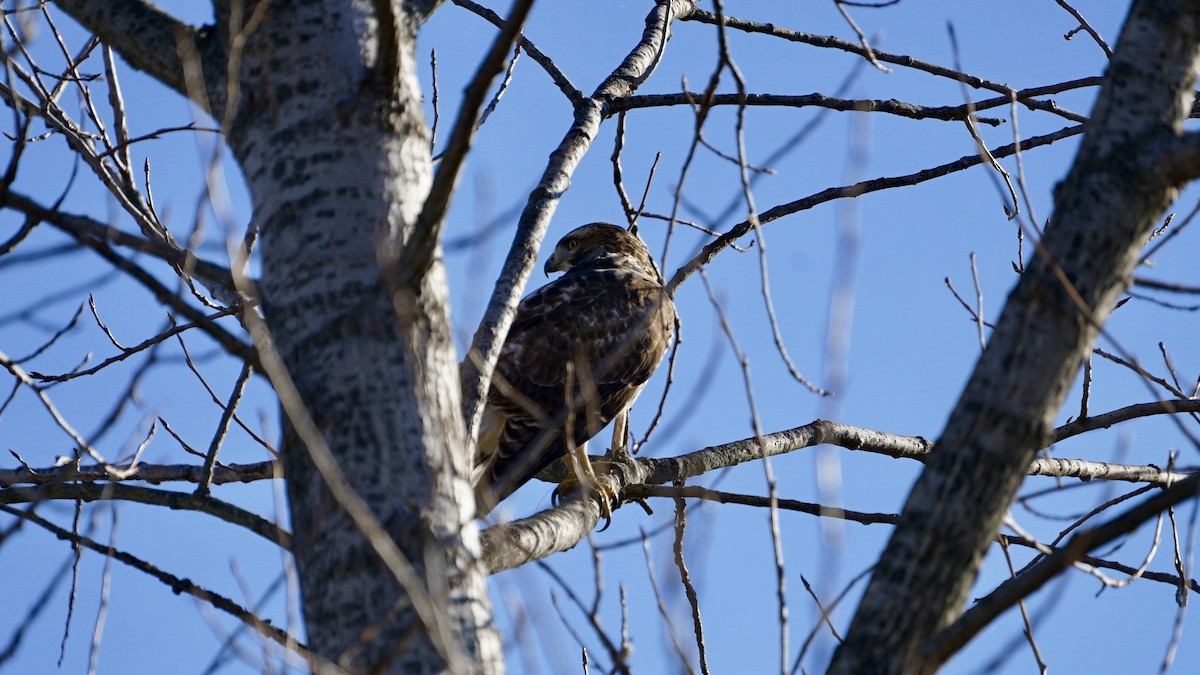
[226,2,497,673]
[53,0,497,671]
[828,1,1200,673]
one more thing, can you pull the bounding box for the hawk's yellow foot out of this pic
[555,445,620,521]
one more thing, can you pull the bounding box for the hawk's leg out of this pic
[557,438,621,520]
[606,408,631,460]
[558,408,635,520]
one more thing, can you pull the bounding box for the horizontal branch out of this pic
[636,417,1191,487]
[1005,534,1200,595]
[925,77,1095,124]
[1054,399,1200,441]
[482,407,1195,571]
[627,484,897,525]
[1133,276,1200,294]
[5,405,1190,574]
[640,420,931,482]
[3,405,1185,493]
[1025,455,1186,484]
[624,487,1200,596]
[0,483,289,547]
[683,9,1086,123]
[0,460,276,487]
[611,92,1006,125]
[481,492,602,574]
[628,482,1200,593]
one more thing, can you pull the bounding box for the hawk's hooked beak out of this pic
[544,253,565,277]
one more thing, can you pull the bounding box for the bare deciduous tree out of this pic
[1,1,1198,674]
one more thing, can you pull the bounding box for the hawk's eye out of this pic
[565,238,577,251]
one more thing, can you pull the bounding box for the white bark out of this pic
[828,1,1200,672]
[53,2,497,668]
[219,2,498,672]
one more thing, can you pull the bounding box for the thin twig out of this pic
[0,483,289,547]
[476,44,521,130]
[969,253,986,349]
[28,305,245,383]
[1053,0,1113,56]
[173,332,274,455]
[672,486,710,675]
[1000,538,1048,674]
[640,529,696,675]
[833,0,891,72]
[629,484,896,525]
[86,505,117,675]
[684,9,1087,122]
[450,0,584,103]
[700,266,789,675]
[197,361,254,496]
[534,559,630,675]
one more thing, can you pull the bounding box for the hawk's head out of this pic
[543,222,655,276]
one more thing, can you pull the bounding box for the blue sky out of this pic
[2,1,1197,674]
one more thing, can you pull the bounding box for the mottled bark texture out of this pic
[232,3,496,673]
[57,0,498,672]
[828,2,1200,673]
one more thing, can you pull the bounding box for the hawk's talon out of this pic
[556,457,620,522]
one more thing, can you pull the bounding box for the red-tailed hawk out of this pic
[473,222,676,517]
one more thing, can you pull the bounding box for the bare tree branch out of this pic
[0,503,336,672]
[0,483,289,546]
[481,415,1196,572]
[666,125,1083,294]
[450,0,585,104]
[0,460,276,487]
[482,493,602,574]
[1052,0,1114,57]
[612,92,1008,125]
[52,0,226,114]
[632,484,897,525]
[22,305,243,384]
[683,9,1087,123]
[1054,399,1200,442]
[928,472,1200,664]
